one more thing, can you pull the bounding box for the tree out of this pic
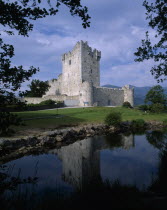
[145,85,167,105]
[25,79,50,97]
[0,0,91,135]
[134,0,167,82]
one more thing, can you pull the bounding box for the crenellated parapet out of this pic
[61,41,81,62]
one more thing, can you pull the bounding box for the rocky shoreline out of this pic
[0,121,166,163]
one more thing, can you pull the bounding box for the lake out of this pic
[1,131,167,209]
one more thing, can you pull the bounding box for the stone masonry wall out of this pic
[22,97,44,104]
[61,42,82,96]
[93,87,124,106]
[44,74,62,96]
[81,41,101,87]
[23,95,79,104]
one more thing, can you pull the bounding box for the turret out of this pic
[79,81,93,106]
[122,85,134,107]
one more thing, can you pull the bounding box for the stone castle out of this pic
[25,41,134,106]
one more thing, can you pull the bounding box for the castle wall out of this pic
[93,87,124,106]
[81,41,101,87]
[23,97,45,104]
[23,95,79,104]
[61,42,82,96]
[44,75,62,96]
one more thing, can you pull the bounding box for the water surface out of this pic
[1,131,167,208]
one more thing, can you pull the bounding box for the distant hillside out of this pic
[102,84,167,105]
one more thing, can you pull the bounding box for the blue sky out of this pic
[2,0,167,89]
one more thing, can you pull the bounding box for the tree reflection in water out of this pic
[146,131,167,195]
[0,163,38,210]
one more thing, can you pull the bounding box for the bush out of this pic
[104,112,122,127]
[39,99,56,105]
[56,101,64,108]
[131,119,146,130]
[0,112,22,136]
[27,103,41,107]
[150,103,165,113]
[122,101,132,108]
[138,104,150,112]
[163,119,167,126]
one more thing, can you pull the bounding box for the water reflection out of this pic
[49,134,135,190]
[2,131,167,194]
[2,131,167,209]
[146,130,167,150]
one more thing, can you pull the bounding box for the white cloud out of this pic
[101,60,167,87]
[2,0,166,91]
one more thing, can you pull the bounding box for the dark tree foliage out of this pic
[25,79,50,97]
[0,0,90,135]
[144,85,167,105]
[146,131,167,194]
[146,130,167,150]
[135,0,167,82]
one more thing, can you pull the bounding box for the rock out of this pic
[46,131,58,137]
[56,135,63,142]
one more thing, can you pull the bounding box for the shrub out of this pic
[104,112,122,127]
[0,112,22,136]
[131,119,146,130]
[122,101,132,108]
[150,103,165,113]
[27,103,41,107]
[39,99,56,105]
[138,104,150,112]
[163,119,167,126]
[56,101,64,108]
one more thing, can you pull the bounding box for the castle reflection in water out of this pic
[49,134,134,189]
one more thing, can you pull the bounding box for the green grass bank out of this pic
[14,107,167,132]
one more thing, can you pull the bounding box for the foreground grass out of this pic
[13,107,167,132]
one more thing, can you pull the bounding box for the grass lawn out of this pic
[13,107,167,132]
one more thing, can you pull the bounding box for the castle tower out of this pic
[61,41,101,97]
[61,41,82,96]
[81,41,101,87]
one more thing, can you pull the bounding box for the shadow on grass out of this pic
[10,115,87,136]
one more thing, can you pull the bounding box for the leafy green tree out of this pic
[25,79,50,97]
[145,85,167,105]
[135,0,167,82]
[0,0,90,135]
